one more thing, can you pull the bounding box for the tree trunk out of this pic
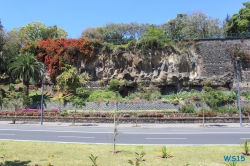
[23,80,29,96]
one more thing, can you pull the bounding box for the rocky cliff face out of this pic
[82,39,250,94]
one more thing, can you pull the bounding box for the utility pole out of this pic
[235,57,242,127]
[40,64,45,125]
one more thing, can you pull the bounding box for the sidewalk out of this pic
[0,121,250,128]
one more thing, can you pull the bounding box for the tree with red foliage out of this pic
[21,38,101,82]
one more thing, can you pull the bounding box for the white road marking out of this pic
[240,130,250,131]
[0,129,112,134]
[106,130,135,132]
[0,134,15,135]
[172,130,202,131]
[146,138,187,140]
[124,132,250,134]
[58,136,94,139]
[47,128,72,130]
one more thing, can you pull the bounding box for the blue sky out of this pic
[0,0,247,38]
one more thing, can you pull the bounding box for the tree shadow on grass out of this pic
[2,160,31,166]
[30,92,53,103]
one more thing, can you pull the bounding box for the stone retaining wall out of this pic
[1,116,249,123]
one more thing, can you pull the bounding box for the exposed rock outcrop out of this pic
[82,39,250,93]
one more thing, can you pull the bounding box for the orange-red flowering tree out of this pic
[21,38,101,82]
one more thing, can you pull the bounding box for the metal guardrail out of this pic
[99,32,250,45]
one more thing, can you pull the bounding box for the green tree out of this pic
[1,29,22,77]
[56,65,90,94]
[81,27,105,39]
[162,14,187,39]
[19,21,68,43]
[3,29,22,58]
[227,2,250,33]
[143,24,166,38]
[0,19,4,52]
[0,19,5,74]
[181,11,221,39]
[137,24,167,49]
[8,52,42,96]
[81,23,149,42]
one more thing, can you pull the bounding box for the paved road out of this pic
[0,121,250,145]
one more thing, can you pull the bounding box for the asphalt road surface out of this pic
[0,125,249,145]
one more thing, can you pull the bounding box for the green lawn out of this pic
[0,141,249,166]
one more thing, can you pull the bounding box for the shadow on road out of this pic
[206,124,228,127]
[19,122,39,125]
[78,124,98,126]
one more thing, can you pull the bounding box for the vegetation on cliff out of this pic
[1,2,250,112]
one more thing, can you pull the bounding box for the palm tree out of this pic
[8,52,42,96]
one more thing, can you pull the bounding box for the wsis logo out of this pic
[224,155,245,162]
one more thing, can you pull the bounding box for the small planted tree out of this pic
[71,96,86,125]
[113,91,119,153]
[89,154,98,166]
[161,146,171,158]
[68,88,88,125]
[242,140,250,155]
[128,150,146,166]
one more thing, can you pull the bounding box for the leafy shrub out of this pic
[228,107,239,113]
[60,110,68,116]
[180,104,195,113]
[15,79,21,84]
[87,89,122,102]
[241,90,250,100]
[101,42,115,52]
[162,90,202,102]
[114,45,126,52]
[217,106,238,113]
[76,88,91,99]
[126,40,136,50]
[108,79,121,91]
[8,84,15,91]
[126,90,161,102]
[136,36,165,49]
[203,87,236,109]
[241,105,250,116]
[216,106,228,113]
[243,110,250,116]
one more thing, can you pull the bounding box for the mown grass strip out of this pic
[0,141,249,166]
